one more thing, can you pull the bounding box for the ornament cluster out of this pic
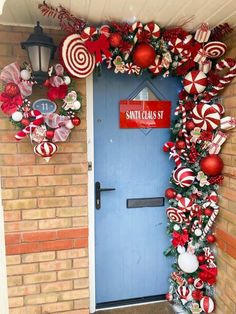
[0,63,81,161]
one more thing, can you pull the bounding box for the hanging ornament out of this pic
[178,252,199,273]
[149,56,163,75]
[173,167,195,188]
[176,140,186,150]
[206,234,216,243]
[109,33,122,47]
[194,278,204,289]
[165,187,177,199]
[173,224,181,231]
[4,82,20,97]
[187,277,194,285]
[194,23,211,43]
[203,41,227,59]
[186,120,195,131]
[192,104,220,131]
[200,296,215,313]
[34,140,58,162]
[200,154,224,176]
[165,292,173,301]
[177,286,192,304]
[132,43,156,68]
[20,69,31,81]
[178,197,193,212]
[11,111,23,122]
[46,130,55,140]
[183,70,207,94]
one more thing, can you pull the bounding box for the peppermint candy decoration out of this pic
[177,286,191,304]
[60,34,96,78]
[168,38,184,54]
[144,22,160,38]
[99,25,111,38]
[173,167,195,188]
[81,26,97,41]
[204,41,227,59]
[192,104,221,131]
[183,70,207,94]
[149,56,163,75]
[166,207,187,223]
[194,278,204,289]
[200,296,215,313]
[34,140,58,162]
[212,103,225,115]
[15,110,44,141]
[178,197,193,212]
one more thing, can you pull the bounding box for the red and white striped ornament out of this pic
[149,56,163,75]
[183,70,207,94]
[144,22,160,38]
[173,167,195,188]
[166,207,187,224]
[178,197,193,212]
[192,104,220,131]
[194,23,211,43]
[15,110,44,141]
[200,296,215,313]
[204,41,227,59]
[34,140,57,162]
[168,38,184,54]
[212,103,225,115]
[99,25,111,38]
[81,26,98,41]
[177,286,191,304]
[60,34,96,78]
[194,278,204,289]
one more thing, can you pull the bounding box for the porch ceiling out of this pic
[0,0,236,31]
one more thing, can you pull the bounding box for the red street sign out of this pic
[120,100,171,128]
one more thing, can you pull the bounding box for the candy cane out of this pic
[175,105,190,160]
[191,219,202,233]
[15,110,44,141]
[189,204,201,222]
[163,142,182,167]
[199,209,219,241]
[124,21,143,60]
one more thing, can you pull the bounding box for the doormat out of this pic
[96,302,175,314]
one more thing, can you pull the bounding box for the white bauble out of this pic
[178,252,199,273]
[194,228,202,237]
[65,120,74,129]
[12,111,23,122]
[177,245,186,254]
[64,76,71,85]
[72,100,81,110]
[173,224,180,231]
[20,69,31,80]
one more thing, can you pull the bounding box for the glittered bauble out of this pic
[64,76,71,85]
[132,43,156,69]
[194,278,204,289]
[166,292,173,301]
[186,120,195,131]
[206,234,216,243]
[34,140,57,162]
[183,70,207,94]
[11,111,23,122]
[173,224,181,231]
[197,255,205,263]
[72,100,81,110]
[72,116,81,126]
[46,130,55,139]
[21,118,30,126]
[200,154,224,176]
[176,140,186,150]
[173,167,195,188]
[204,208,213,216]
[109,33,122,47]
[200,296,215,313]
[4,82,20,97]
[194,228,202,237]
[187,277,194,285]
[165,187,177,199]
[178,252,199,273]
[192,104,220,131]
[20,69,31,81]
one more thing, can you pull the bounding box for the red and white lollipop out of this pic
[166,207,187,224]
[173,167,195,188]
[144,22,160,39]
[204,41,227,59]
[192,104,221,131]
[200,296,215,313]
[149,56,163,75]
[183,70,207,94]
[178,197,193,212]
[60,34,96,78]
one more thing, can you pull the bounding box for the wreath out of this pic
[0,62,82,161]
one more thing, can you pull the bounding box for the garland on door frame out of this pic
[0,63,82,161]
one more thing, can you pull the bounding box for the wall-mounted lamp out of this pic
[21,21,56,83]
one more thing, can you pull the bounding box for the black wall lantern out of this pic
[21,21,57,83]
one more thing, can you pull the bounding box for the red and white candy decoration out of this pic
[204,41,227,59]
[149,56,163,75]
[200,296,215,313]
[80,26,97,41]
[15,110,44,141]
[168,38,184,54]
[193,278,204,289]
[177,286,191,304]
[173,167,195,188]
[178,197,193,212]
[34,140,57,162]
[144,22,160,38]
[183,70,207,94]
[166,207,187,224]
[60,34,96,78]
[192,104,221,131]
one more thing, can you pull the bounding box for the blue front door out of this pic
[94,67,181,305]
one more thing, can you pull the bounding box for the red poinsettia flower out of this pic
[192,289,203,301]
[137,30,152,43]
[172,230,189,248]
[198,265,217,285]
[47,84,68,101]
[0,92,23,115]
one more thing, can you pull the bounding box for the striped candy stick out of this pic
[124,21,143,60]
[175,104,190,160]
[163,142,182,168]
[199,208,219,241]
[15,110,44,141]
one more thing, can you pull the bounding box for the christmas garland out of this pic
[0,63,82,161]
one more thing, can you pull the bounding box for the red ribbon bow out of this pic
[198,264,217,285]
[0,93,22,115]
[172,230,189,248]
[85,34,112,63]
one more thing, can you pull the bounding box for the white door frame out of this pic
[86,75,96,313]
[0,180,9,314]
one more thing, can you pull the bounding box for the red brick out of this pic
[5,233,21,245]
[74,238,88,248]
[40,239,74,252]
[57,227,88,239]
[6,243,40,255]
[216,228,236,249]
[22,230,57,243]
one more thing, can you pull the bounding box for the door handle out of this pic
[95,181,115,209]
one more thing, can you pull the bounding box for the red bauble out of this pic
[178,130,184,138]
[165,188,177,199]
[72,117,81,126]
[204,208,213,216]
[21,118,30,126]
[200,154,224,176]
[46,130,55,139]
[109,33,122,47]
[166,292,173,301]
[4,82,20,97]
[186,120,195,131]
[206,234,216,243]
[197,255,205,263]
[132,43,156,68]
[176,140,186,150]
[187,277,194,284]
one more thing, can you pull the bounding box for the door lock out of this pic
[95,181,115,209]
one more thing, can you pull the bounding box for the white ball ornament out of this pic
[64,76,71,85]
[173,224,180,231]
[72,100,81,110]
[194,228,202,237]
[20,69,31,81]
[178,252,199,273]
[12,111,23,122]
[177,245,186,254]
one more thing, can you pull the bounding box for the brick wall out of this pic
[0,25,89,314]
[215,31,236,314]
